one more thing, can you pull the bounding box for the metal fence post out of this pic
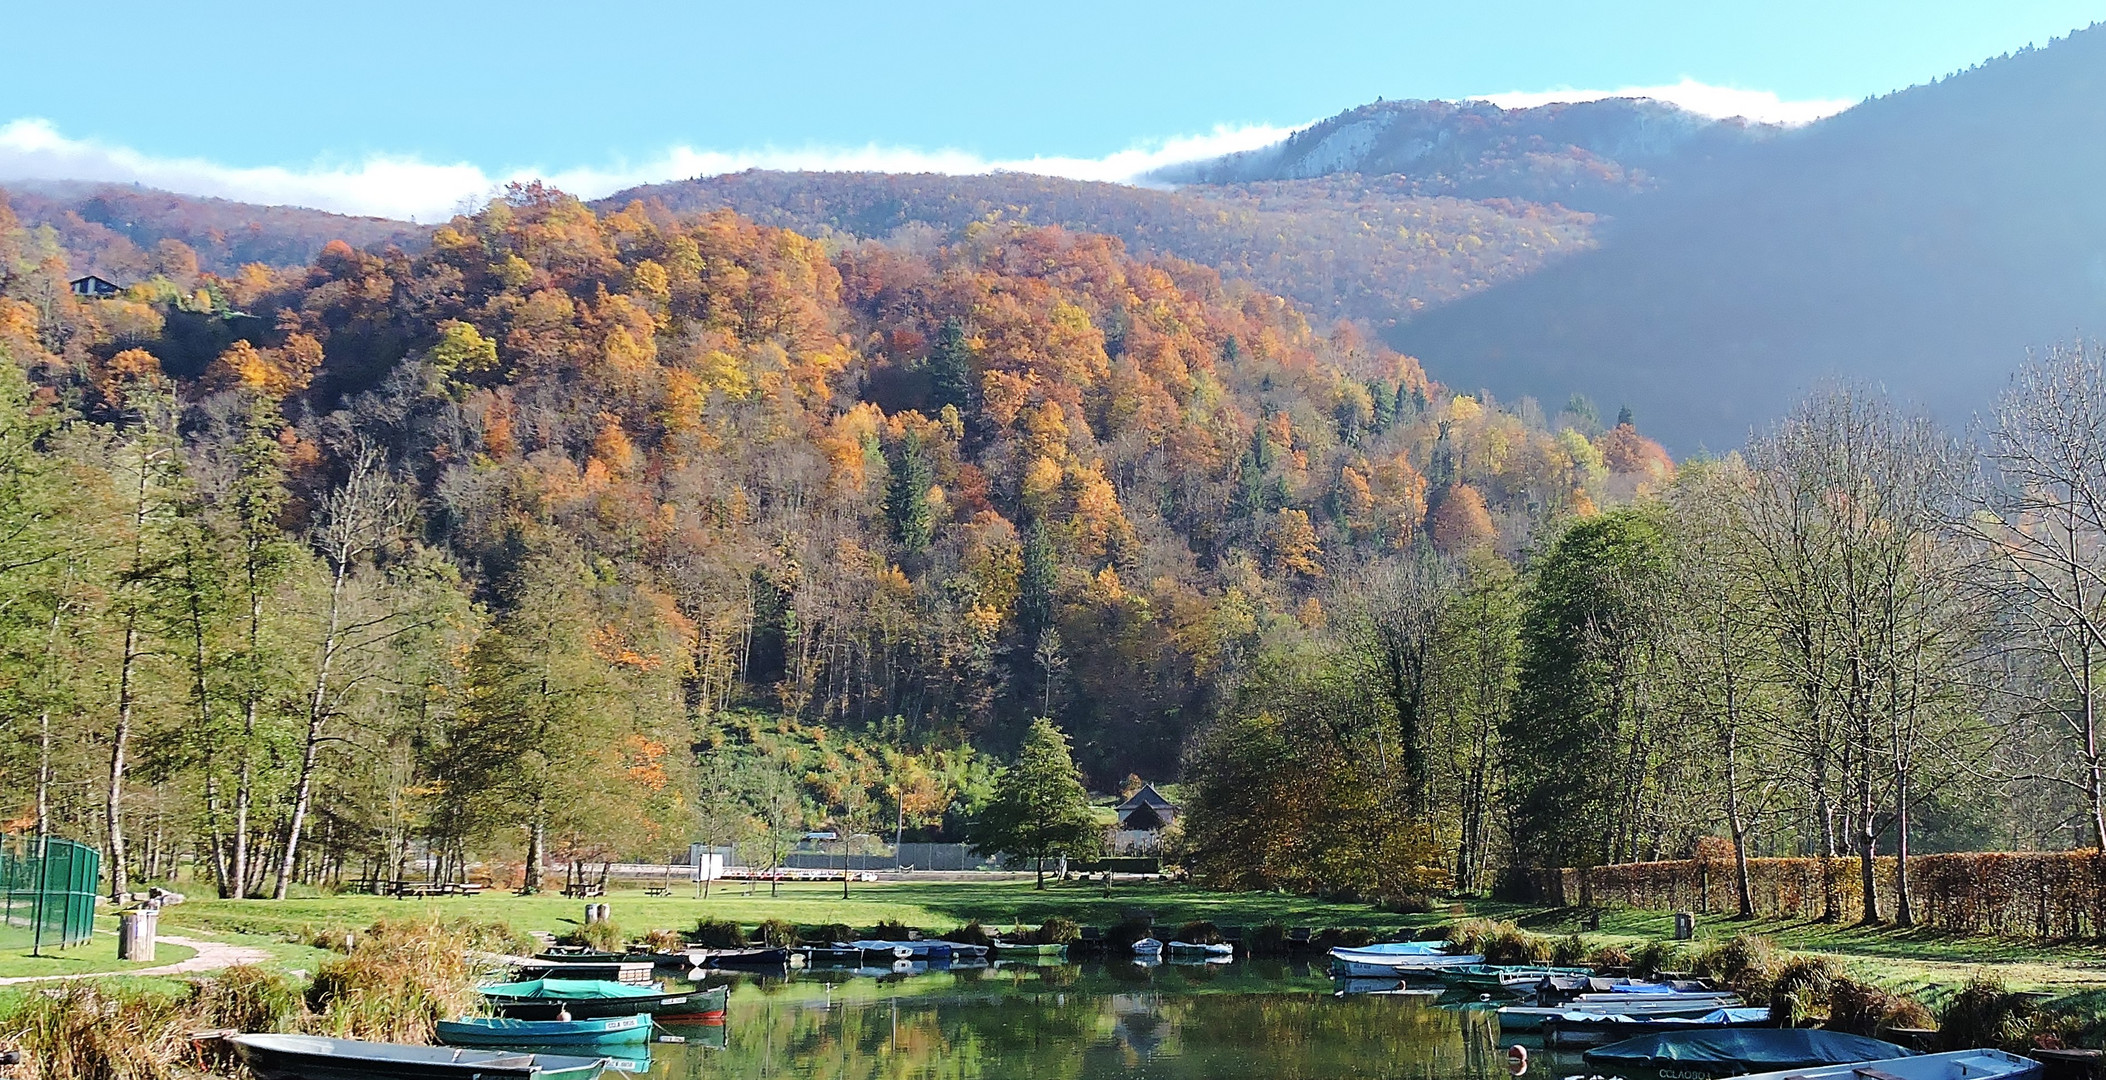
[30,834,49,957]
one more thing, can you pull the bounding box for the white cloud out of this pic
[1476,78,1854,125]
[0,118,1301,223]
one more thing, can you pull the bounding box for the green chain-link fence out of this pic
[1,835,101,953]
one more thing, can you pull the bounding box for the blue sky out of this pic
[1,0,2100,218]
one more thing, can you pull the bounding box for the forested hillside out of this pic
[3,180,424,277]
[0,184,1671,896]
[1151,97,1777,210]
[598,170,1595,329]
[1393,24,2106,450]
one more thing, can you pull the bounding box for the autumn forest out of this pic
[1,179,2100,913]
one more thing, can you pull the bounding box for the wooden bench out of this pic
[644,886,670,897]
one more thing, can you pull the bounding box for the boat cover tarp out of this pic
[1585,1028,1913,1070]
[1341,941,1444,955]
[479,977,662,1000]
[1606,982,1680,993]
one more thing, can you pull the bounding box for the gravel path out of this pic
[0,934,272,986]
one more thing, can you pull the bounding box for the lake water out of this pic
[621,961,1574,1080]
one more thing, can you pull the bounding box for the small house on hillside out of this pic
[69,275,121,299]
[1112,784,1178,853]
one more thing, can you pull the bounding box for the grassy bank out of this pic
[159,878,1412,943]
[0,921,197,981]
[11,880,2100,1001]
[1490,902,2106,1000]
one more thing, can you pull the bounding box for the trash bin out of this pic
[1673,911,1695,940]
[118,909,157,961]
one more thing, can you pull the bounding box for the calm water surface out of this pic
[621,961,1578,1080]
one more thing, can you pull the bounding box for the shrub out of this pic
[870,919,915,940]
[692,918,744,948]
[755,919,801,947]
[1248,923,1289,955]
[1938,975,2040,1051]
[1589,943,1633,969]
[1106,918,1154,949]
[1032,917,1081,945]
[1828,976,1934,1036]
[1765,954,1838,1024]
[308,917,484,1043]
[1687,933,1782,996]
[1382,893,1436,914]
[188,965,304,1034]
[565,921,623,952]
[1551,933,1589,968]
[1629,939,1684,979]
[807,923,856,945]
[1174,921,1223,945]
[1445,918,1551,964]
[0,981,191,1080]
[946,921,993,946]
[641,928,687,952]
[1332,926,1377,948]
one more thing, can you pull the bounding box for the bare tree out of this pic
[1739,385,1975,924]
[273,445,411,898]
[1975,341,2106,846]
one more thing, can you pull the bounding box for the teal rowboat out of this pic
[436,1013,652,1048]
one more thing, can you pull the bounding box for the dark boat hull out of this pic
[230,1034,607,1080]
[490,985,724,1021]
[704,948,790,968]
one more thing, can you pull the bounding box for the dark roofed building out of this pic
[69,275,122,299]
[1112,784,1177,853]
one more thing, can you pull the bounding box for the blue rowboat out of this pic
[229,1033,613,1079]
[436,1013,652,1048]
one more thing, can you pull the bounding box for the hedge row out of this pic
[1505,850,2106,938]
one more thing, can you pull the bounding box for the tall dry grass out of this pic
[305,916,487,1043]
[0,983,192,1080]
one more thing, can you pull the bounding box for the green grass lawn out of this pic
[117,879,2106,1000]
[159,877,1416,942]
[0,917,197,981]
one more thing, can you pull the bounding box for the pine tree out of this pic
[885,429,934,555]
[968,718,1101,888]
[927,317,974,414]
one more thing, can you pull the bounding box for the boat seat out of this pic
[1854,1070,1909,1080]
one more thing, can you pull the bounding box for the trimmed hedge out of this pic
[1508,851,2106,938]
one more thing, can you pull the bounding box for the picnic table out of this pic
[643,885,670,896]
[346,878,489,898]
[561,882,607,898]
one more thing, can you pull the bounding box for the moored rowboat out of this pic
[479,978,713,1021]
[1582,1027,1914,1077]
[436,1013,652,1047]
[1541,1007,1776,1049]
[1729,1049,2040,1080]
[991,940,1067,957]
[228,1033,614,1079]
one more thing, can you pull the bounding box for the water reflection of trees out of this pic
[649,983,1512,1080]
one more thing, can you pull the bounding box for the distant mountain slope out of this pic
[599,170,1595,327]
[0,181,426,277]
[1152,97,1779,211]
[1390,24,2106,452]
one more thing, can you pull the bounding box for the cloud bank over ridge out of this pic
[0,119,1300,222]
[0,81,1855,221]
